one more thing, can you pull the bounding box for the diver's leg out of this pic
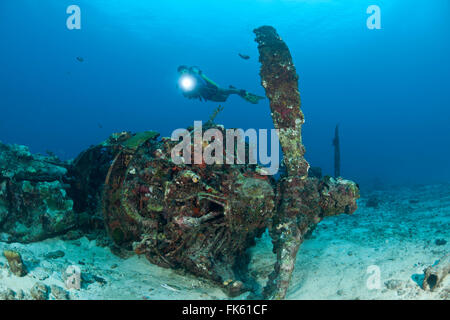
[235,89,265,104]
[210,89,234,102]
[216,88,264,104]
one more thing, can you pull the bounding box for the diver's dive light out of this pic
[179,74,196,92]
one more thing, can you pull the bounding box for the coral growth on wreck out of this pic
[0,26,360,299]
[254,26,359,299]
[101,126,275,296]
[0,143,75,242]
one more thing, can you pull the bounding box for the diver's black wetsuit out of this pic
[178,66,264,104]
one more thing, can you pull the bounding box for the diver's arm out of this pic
[190,67,221,89]
[199,73,220,89]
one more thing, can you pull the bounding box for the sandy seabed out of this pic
[1,183,449,300]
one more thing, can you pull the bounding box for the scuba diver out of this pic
[177,66,265,104]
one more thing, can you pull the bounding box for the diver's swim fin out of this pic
[239,90,265,104]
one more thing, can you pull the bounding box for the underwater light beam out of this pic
[179,74,197,92]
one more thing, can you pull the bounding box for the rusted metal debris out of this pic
[65,26,360,299]
[422,254,450,291]
[0,143,76,242]
[102,126,275,297]
[254,25,360,299]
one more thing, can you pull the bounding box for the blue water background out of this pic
[0,0,449,188]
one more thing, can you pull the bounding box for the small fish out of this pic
[238,53,250,60]
[76,56,84,62]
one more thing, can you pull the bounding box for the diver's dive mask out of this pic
[178,67,197,92]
